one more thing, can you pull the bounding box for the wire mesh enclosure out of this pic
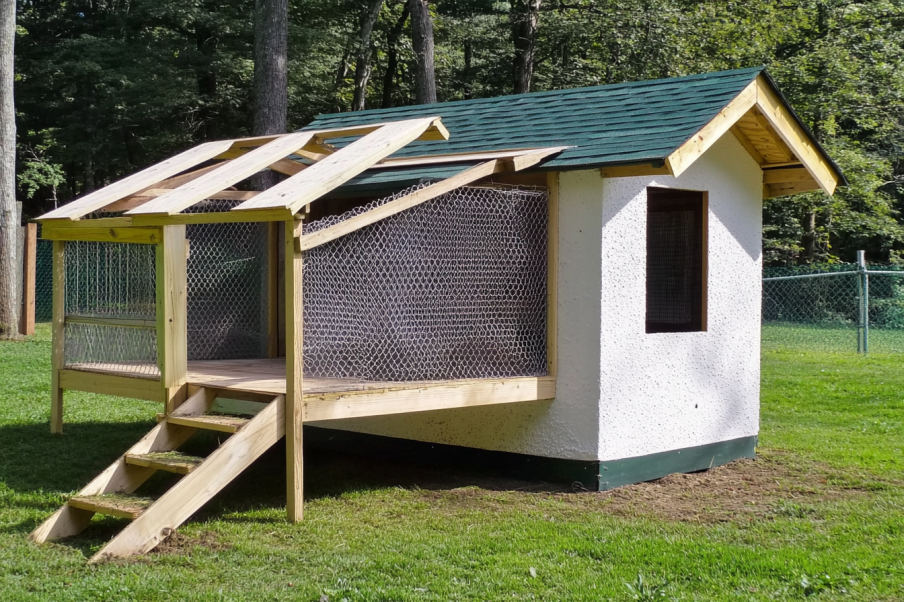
[302,184,549,381]
[762,263,904,353]
[63,242,158,375]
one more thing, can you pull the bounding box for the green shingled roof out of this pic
[303,66,768,170]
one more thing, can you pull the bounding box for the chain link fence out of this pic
[763,254,904,354]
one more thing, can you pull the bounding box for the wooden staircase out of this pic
[29,387,285,563]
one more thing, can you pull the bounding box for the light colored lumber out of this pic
[162,414,250,433]
[42,225,162,244]
[104,163,227,212]
[267,222,279,357]
[755,76,839,194]
[64,362,159,380]
[89,395,285,562]
[234,117,442,215]
[157,225,188,414]
[599,163,671,178]
[65,315,157,329]
[68,495,153,520]
[268,158,306,176]
[666,80,757,177]
[50,241,65,434]
[764,180,823,198]
[297,147,567,250]
[39,140,234,220]
[305,376,556,421]
[59,369,165,402]
[298,160,502,250]
[125,452,204,475]
[29,419,196,542]
[129,133,315,215]
[546,172,559,378]
[285,220,304,523]
[128,207,292,227]
[21,223,36,335]
[127,189,260,202]
[762,167,814,184]
[728,124,766,165]
[372,147,569,170]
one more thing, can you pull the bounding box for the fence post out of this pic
[857,250,869,354]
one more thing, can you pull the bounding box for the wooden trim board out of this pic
[59,369,165,403]
[42,225,162,244]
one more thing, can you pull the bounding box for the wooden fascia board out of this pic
[128,132,315,215]
[665,80,758,178]
[232,117,443,215]
[754,75,839,195]
[38,140,234,221]
[762,167,812,184]
[42,224,163,244]
[128,207,292,226]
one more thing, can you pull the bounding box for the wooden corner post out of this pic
[156,225,188,414]
[50,240,65,434]
[284,219,304,522]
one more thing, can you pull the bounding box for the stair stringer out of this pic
[89,394,285,562]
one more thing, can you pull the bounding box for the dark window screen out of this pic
[646,187,706,333]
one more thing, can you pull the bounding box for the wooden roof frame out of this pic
[37,116,568,230]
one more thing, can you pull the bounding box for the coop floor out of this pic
[66,358,556,421]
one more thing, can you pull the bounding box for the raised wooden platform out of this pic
[64,358,556,422]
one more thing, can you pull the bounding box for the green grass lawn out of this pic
[1,326,903,601]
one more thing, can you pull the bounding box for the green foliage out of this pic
[10,0,904,265]
[625,573,670,601]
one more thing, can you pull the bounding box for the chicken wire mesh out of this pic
[302,184,549,381]
[762,263,904,353]
[62,241,158,375]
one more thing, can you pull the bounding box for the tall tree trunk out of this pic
[381,3,409,108]
[252,0,288,190]
[0,0,18,337]
[463,38,472,100]
[195,19,219,141]
[333,39,354,112]
[512,0,541,94]
[353,0,384,111]
[409,0,436,104]
[800,210,817,263]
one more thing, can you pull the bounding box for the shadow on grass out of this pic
[0,421,566,551]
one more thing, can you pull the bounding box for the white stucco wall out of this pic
[597,133,763,461]
[309,133,762,462]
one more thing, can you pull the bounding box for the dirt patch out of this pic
[151,530,229,556]
[414,453,871,524]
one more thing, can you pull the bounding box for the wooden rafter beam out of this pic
[128,132,315,215]
[39,141,234,221]
[296,147,567,250]
[233,117,443,215]
[104,163,228,213]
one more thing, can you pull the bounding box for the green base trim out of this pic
[598,435,758,491]
[305,427,758,491]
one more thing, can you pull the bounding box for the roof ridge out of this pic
[308,66,766,122]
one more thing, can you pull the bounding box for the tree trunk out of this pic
[333,39,353,112]
[381,3,410,108]
[463,38,472,100]
[0,0,18,337]
[252,0,288,190]
[352,0,384,111]
[512,0,541,94]
[409,0,436,104]
[195,19,219,141]
[800,210,817,263]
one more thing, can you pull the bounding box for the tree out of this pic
[253,0,289,189]
[352,0,384,111]
[0,0,17,337]
[511,0,541,94]
[409,0,436,104]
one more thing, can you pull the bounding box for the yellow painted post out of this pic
[284,219,304,522]
[50,240,65,434]
[156,225,188,414]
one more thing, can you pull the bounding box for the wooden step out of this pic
[161,413,251,433]
[125,452,204,475]
[68,494,154,520]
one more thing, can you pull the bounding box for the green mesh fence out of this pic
[763,263,904,354]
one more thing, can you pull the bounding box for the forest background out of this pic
[11,0,904,266]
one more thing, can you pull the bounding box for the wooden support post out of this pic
[20,223,36,336]
[267,221,280,358]
[156,225,188,414]
[284,219,304,522]
[546,172,559,379]
[50,240,65,434]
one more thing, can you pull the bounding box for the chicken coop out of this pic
[31,66,844,562]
